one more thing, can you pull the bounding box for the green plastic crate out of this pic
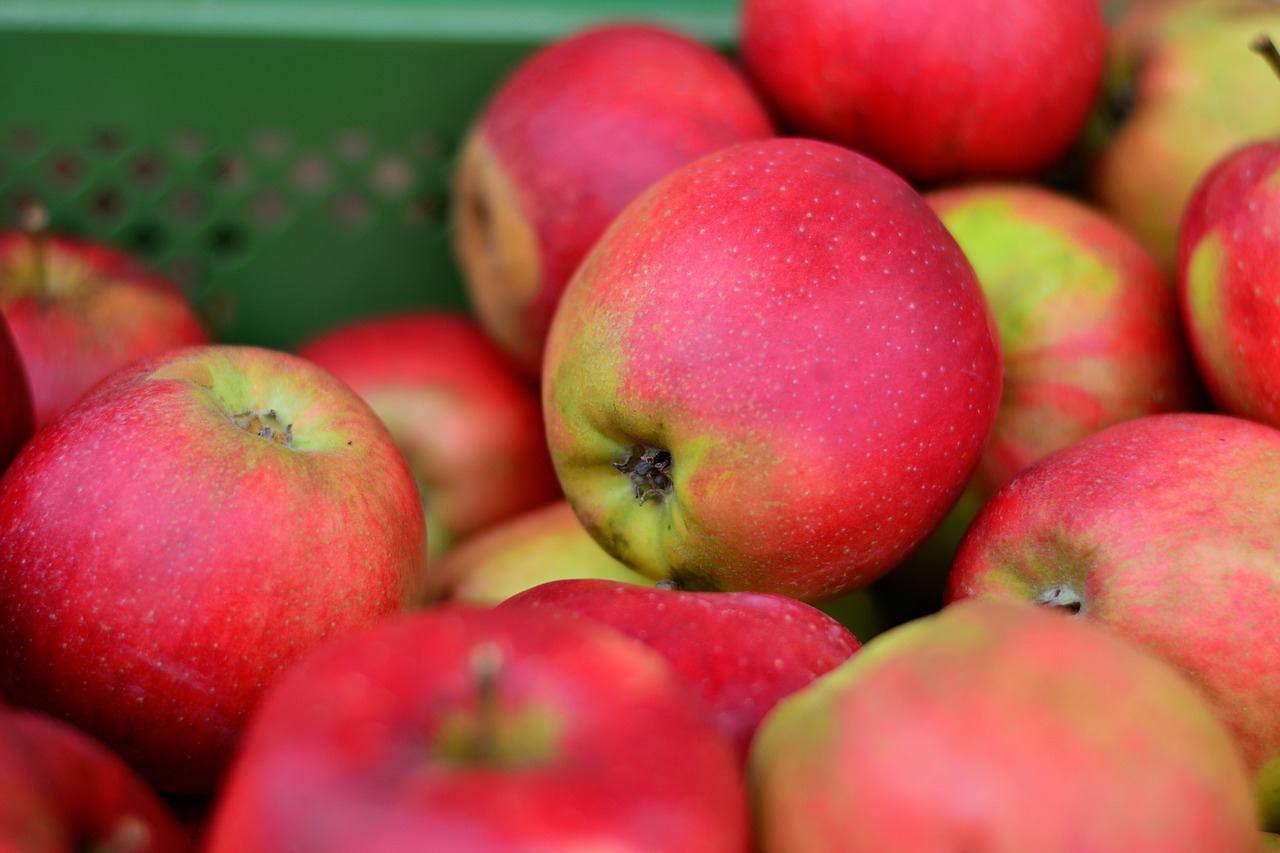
[0,0,741,350]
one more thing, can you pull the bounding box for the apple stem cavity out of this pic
[431,641,559,769]
[613,443,673,505]
[1252,34,1280,82]
[1033,584,1086,616]
[231,409,294,447]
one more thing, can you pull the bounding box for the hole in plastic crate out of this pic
[209,155,248,192]
[209,224,247,259]
[88,188,125,221]
[172,130,208,160]
[90,128,125,155]
[6,190,42,224]
[330,192,372,231]
[372,155,414,197]
[405,193,442,228]
[293,155,332,194]
[169,189,206,224]
[255,131,290,159]
[130,152,167,187]
[336,131,371,160]
[47,152,83,188]
[8,129,41,157]
[249,189,290,227]
[125,221,166,255]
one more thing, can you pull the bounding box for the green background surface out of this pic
[0,1,741,349]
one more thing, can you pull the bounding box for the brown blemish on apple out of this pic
[1034,584,1085,616]
[613,443,673,504]
[451,132,541,364]
[231,409,294,447]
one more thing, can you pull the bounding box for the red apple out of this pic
[875,182,1201,620]
[451,22,776,377]
[0,209,210,428]
[204,606,751,852]
[499,578,860,761]
[1178,138,1280,427]
[1088,0,1280,270]
[0,344,427,793]
[297,312,561,559]
[0,312,34,473]
[426,500,654,605]
[947,413,1280,829]
[740,0,1106,184]
[542,137,1003,602]
[751,599,1259,852]
[0,706,193,852]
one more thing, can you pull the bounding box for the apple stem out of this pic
[469,641,505,764]
[1252,34,1280,81]
[19,201,52,300]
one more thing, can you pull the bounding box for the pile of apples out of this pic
[2,0,1280,850]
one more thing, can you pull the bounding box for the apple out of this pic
[451,22,776,378]
[0,207,210,429]
[947,413,1280,829]
[0,706,193,852]
[499,578,861,761]
[426,500,654,605]
[1088,0,1280,270]
[1178,138,1280,427]
[542,137,1003,602]
[0,312,34,473]
[203,605,751,852]
[739,0,1106,184]
[875,182,1201,620]
[751,599,1259,852]
[297,312,562,559]
[1262,832,1280,849]
[0,344,427,793]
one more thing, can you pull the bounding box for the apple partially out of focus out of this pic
[947,413,1280,828]
[425,500,654,605]
[0,345,427,793]
[204,606,751,853]
[1088,0,1280,270]
[1178,138,1280,427]
[0,312,33,473]
[751,599,1259,852]
[739,0,1106,184]
[0,211,210,428]
[0,706,193,852]
[543,137,1002,602]
[875,183,1199,620]
[297,312,561,559]
[500,578,861,760]
[451,22,775,377]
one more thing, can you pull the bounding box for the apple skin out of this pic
[499,578,861,761]
[426,500,655,605]
[750,599,1260,853]
[0,228,210,429]
[946,413,1280,828]
[1178,139,1280,428]
[296,312,562,559]
[0,707,194,852]
[0,344,427,794]
[0,312,34,473]
[875,183,1201,620]
[203,606,751,853]
[451,22,776,378]
[1088,0,1280,270]
[739,0,1106,184]
[542,137,1003,602]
